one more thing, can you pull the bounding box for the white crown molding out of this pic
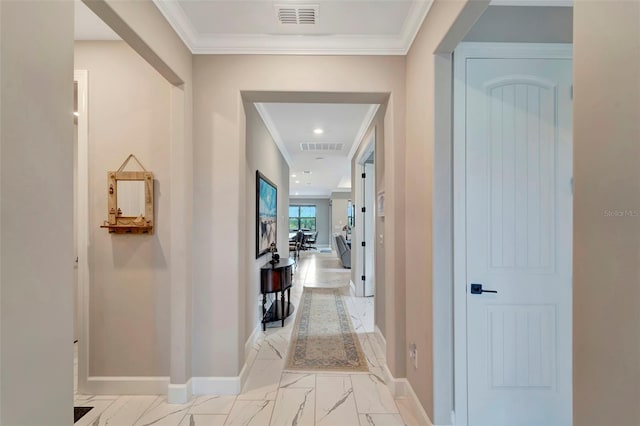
[348,104,380,162]
[152,0,435,55]
[191,34,408,55]
[153,0,199,48]
[400,0,434,52]
[254,103,293,167]
[490,0,573,5]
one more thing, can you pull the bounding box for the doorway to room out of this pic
[245,93,384,341]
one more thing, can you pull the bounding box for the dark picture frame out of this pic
[256,170,277,258]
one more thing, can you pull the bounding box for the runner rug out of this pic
[285,288,368,372]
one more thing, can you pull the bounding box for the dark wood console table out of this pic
[260,258,295,331]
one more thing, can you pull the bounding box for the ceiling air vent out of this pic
[276,5,319,25]
[300,143,344,152]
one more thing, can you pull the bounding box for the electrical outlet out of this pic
[408,342,418,369]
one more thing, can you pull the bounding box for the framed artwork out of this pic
[256,170,277,258]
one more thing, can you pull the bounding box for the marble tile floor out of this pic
[74,248,418,425]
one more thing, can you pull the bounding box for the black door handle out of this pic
[470,283,497,294]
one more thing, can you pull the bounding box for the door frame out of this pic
[353,130,375,297]
[452,43,572,426]
[74,70,90,393]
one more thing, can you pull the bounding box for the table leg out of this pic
[287,288,291,316]
[262,293,267,331]
[281,289,285,327]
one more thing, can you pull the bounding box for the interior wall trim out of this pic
[85,376,169,395]
[191,376,242,395]
[374,325,387,356]
[168,379,193,404]
[241,324,262,388]
[381,364,434,426]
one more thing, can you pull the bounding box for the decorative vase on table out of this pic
[269,242,280,264]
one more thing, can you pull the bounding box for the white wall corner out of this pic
[168,379,193,404]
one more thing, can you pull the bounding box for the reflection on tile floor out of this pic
[74,248,419,425]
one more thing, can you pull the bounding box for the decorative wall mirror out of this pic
[101,154,154,234]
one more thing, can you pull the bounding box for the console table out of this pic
[260,258,295,330]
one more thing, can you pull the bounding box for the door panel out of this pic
[466,58,572,426]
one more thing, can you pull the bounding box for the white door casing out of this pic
[363,161,375,296]
[353,131,375,297]
[74,69,90,394]
[454,44,573,426]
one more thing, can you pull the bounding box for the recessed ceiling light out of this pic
[295,180,300,184]
[313,128,323,135]
[291,174,296,178]
[295,192,299,195]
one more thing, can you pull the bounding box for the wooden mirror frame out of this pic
[101,170,154,234]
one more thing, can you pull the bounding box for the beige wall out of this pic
[192,55,406,377]
[463,6,573,43]
[85,0,195,387]
[245,103,290,341]
[573,3,640,425]
[0,1,74,423]
[75,41,172,377]
[405,0,487,417]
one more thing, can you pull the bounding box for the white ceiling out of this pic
[153,0,433,55]
[255,103,378,197]
[74,0,572,50]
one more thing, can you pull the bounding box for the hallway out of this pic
[74,249,420,425]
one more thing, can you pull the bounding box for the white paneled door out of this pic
[465,57,572,426]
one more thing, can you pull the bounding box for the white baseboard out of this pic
[380,364,433,426]
[374,325,387,355]
[244,324,262,361]
[191,376,242,395]
[349,280,356,296]
[168,379,192,404]
[243,323,263,388]
[85,376,169,395]
[179,325,263,399]
[381,363,407,397]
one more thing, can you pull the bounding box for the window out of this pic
[289,205,317,231]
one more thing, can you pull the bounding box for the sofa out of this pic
[334,233,351,269]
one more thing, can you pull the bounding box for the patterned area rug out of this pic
[285,288,368,372]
